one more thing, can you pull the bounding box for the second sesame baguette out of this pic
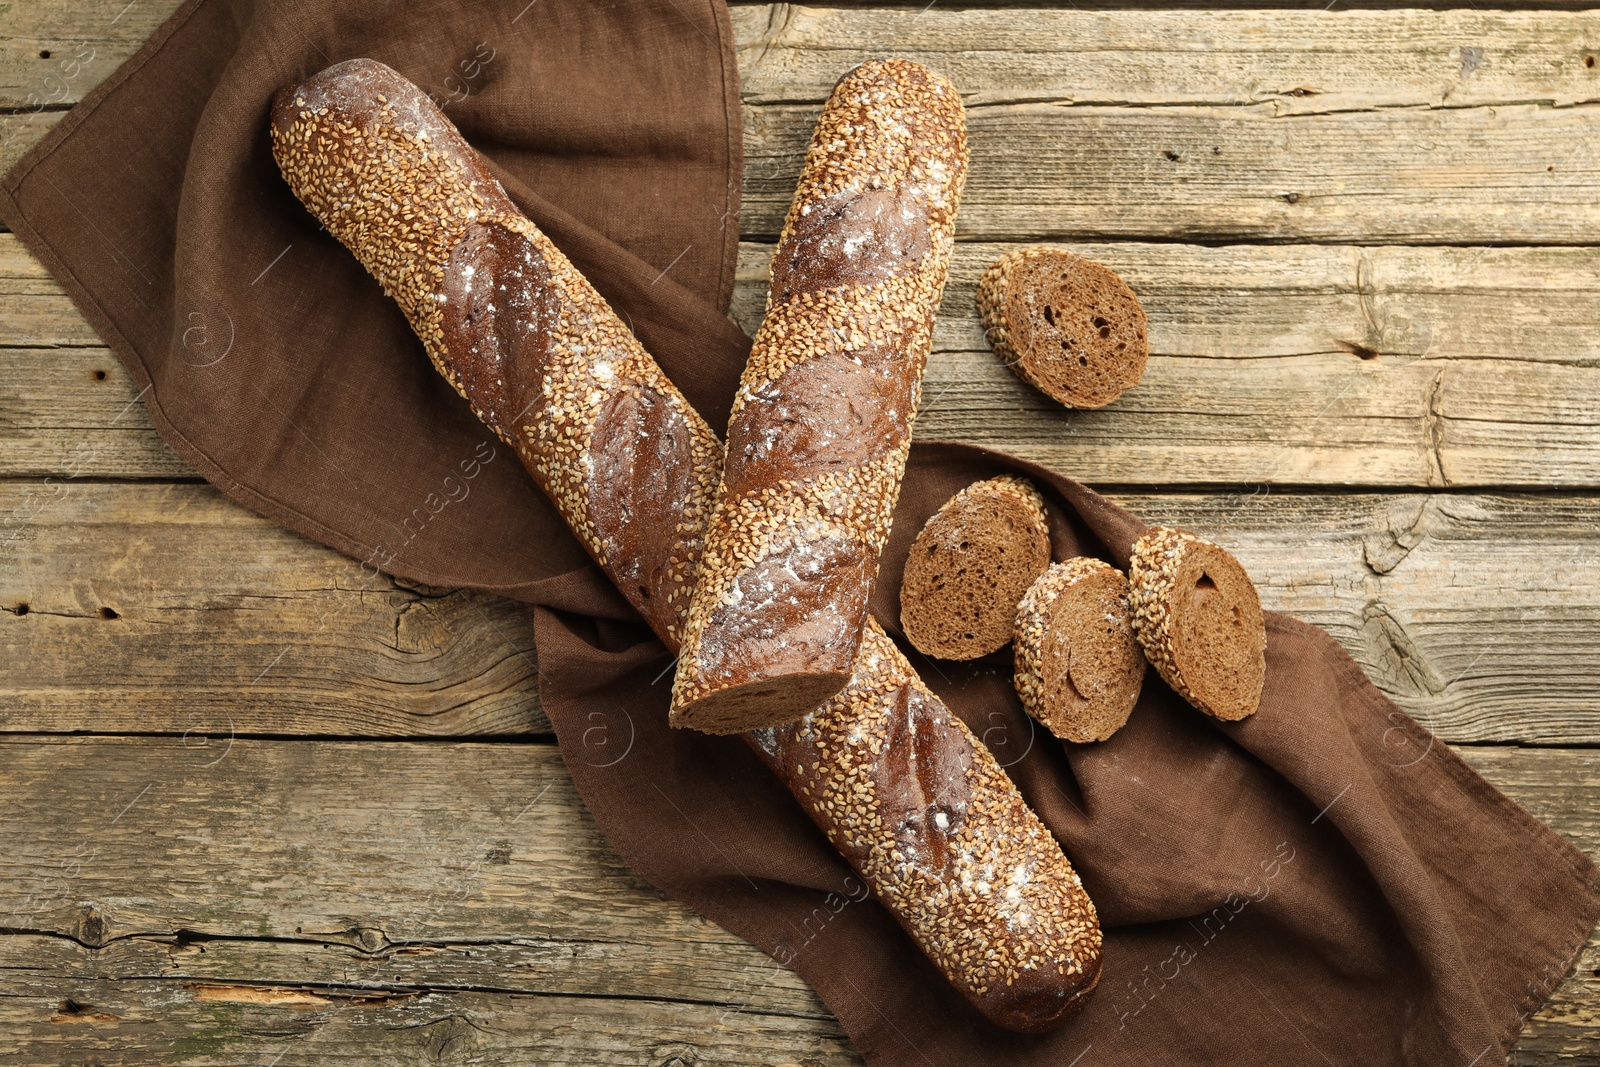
[670,59,969,733]
[270,59,1099,1033]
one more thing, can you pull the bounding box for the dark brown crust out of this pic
[769,185,934,302]
[977,249,1148,410]
[900,475,1052,661]
[671,59,969,732]
[270,58,1099,1033]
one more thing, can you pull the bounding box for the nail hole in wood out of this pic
[99,606,120,620]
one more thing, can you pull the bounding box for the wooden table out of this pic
[3,2,1600,1062]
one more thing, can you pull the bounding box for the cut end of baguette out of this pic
[977,248,1147,410]
[1013,558,1146,743]
[669,670,854,735]
[900,475,1051,661]
[1129,526,1266,721]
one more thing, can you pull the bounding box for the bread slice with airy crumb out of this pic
[900,475,1052,661]
[1128,526,1266,721]
[977,249,1147,409]
[1013,558,1146,743]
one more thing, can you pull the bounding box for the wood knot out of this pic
[75,904,109,948]
[351,925,390,953]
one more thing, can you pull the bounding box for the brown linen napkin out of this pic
[5,2,1597,1064]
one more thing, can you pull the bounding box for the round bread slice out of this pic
[900,475,1051,661]
[1128,526,1266,721]
[976,248,1148,409]
[1013,558,1146,743]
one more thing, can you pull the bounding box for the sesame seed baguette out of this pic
[670,59,969,733]
[269,59,1098,1033]
[268,59,720,648]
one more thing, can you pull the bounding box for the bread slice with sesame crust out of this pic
[977,249,1147,410]
[900,475,1051,661]
[1128,527,1266,721]
[1013,558,1146,743]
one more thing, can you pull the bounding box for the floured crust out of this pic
[900,475,1051,661]
[671,58,969,731]
[977,248,1147,409]
[1128,526,1266,721]
[270,58,1099,1034]
[1013,558,1145,743]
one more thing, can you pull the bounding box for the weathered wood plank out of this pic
[7,95,1599,247]
[0,345,194,479]
[0,737,1592,1063]
[0,736,809,1005]
[0,735,848,1063]
[3,481,1599,745]
[742,98,1600,244]
[0,0,170,113]
[1138,491,1600,745]
[8,237,1600,487]
[6,7,1600,242]
[0,481,546,737]
[731,6,1600,110]
[0,982,855,1067]
[10,4,1600,116]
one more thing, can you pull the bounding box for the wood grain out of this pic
[730,6,1600,111]
[0,481,546,737]
[4,481,1599,745]
[741,98,1600,244]
[0,735,1592,1064]
[8,236,1600,487]
[10,4,1600,114]
[5,6,1600,243]
[6,96,1599,247]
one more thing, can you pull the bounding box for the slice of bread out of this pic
[976,249,1148,409]
[1128,526,1266,721]
[1012,558,1146,743]
[900,475,1051,661]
